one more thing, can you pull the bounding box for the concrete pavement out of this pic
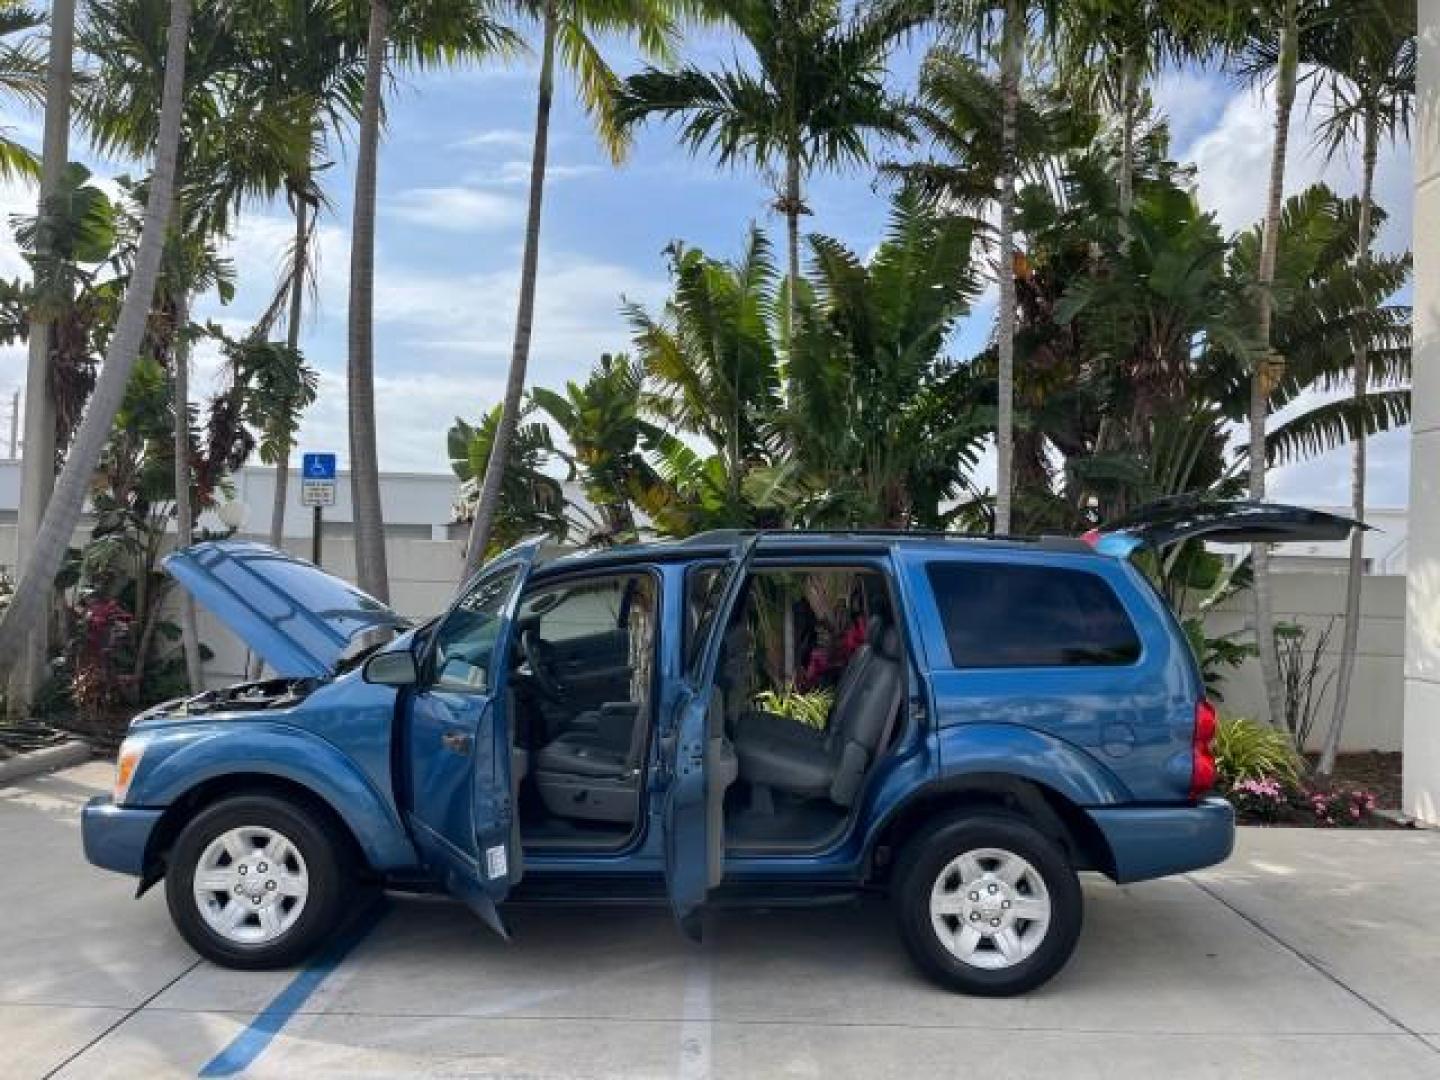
[4,763,1439,1078]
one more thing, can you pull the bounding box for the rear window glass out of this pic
[926,562,1141,668]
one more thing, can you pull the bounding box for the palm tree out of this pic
[0,0,46,181]
[459,0,682,578]
[1229,0,1345,729]
[1303,0,1415,772]
[1055,1,1231,233]
[0,0,192,681]
[613,0,914,340]
[348,0,390,600]
[348,0,515,598]
[231,0,367,549]
[941,0,1061,535]
[7,0,76,717]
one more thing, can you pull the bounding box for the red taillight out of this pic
[1190,698,1218,799]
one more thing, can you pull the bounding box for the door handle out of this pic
[441,730,473,755]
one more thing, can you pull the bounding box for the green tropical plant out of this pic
[1213,713,1302,788]
[0,0,46,181]
[769,192,991,528]
[448,402,572,556]
[0,0,190,688]
[752,684,834,730]
[531,353,665,544]
[614,0,915,336]
[627,228,785,524]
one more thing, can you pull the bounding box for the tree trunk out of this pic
[1317,108,1379,775]
[993,0,1022,536]
[462,1,557,579]
[269,194,309,550]
[7,0,76,718]
[785,146,801,349]
[1249,0,1298,732]
[170,290,204,693]
[348,0,391,601]
[0,0,191,681]
[1117,48,1137,248]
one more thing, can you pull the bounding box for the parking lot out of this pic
[3,762,1439,1079]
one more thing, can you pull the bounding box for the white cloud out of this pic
[373,252,665,367]
[387,186,523,232]
[464,160,602,186]
[1182,75,1413,253]
[452,128,533,151]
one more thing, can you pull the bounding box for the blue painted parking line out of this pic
[198,899,389,1078]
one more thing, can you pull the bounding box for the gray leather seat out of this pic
[534,702,646,823]
[733,619,904,807]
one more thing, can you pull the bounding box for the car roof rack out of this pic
[676,528,1092,552]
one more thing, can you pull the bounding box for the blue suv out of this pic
[80,502,1353,995]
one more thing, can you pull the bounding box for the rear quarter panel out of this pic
[897,545,1199,804]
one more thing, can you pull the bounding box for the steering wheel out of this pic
[522,627,566,701]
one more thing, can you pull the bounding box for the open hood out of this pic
[1084,499,1365,558]
[164,541,409,678]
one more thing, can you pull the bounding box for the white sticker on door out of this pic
[485,844,508,880]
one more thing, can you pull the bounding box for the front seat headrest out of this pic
[876,624,902,660]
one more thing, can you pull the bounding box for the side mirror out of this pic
[363,649,418,687]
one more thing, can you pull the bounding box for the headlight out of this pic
[113,737,148,805]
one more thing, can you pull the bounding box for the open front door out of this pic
[404,541,541,936]
[664,537,757,941]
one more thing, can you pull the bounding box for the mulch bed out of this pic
[1312,751,1403,811]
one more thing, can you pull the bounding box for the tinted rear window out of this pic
[926,562,1141,668]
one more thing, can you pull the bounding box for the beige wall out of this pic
[1205,574,1407,754]
[1404,0,1440,822]
[196,535,466,685]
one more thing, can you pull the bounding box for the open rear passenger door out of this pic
[664,535,757,940]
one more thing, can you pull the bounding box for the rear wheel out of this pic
[893,812,1082,996]
[165,794,351,969]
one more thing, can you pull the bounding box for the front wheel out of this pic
[165,794,351,969]
[893,812,1083,996]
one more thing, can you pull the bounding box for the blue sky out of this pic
[0,28,1417,511]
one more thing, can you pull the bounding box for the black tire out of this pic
[165,794,351,970]
[892,812,1083,996]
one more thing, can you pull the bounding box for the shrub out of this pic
[1213,715,1302,789]
[1301,784,1379,828]
[1228,777,1289,823]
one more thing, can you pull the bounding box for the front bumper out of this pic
[82,796,164,877]
[1088,796,1235,883]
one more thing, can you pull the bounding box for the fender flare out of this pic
[862,723,1130,870]
[133,722,417,871]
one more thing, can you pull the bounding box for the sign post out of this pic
[300,453,337,566]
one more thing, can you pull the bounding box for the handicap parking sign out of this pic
[302,452,337,480]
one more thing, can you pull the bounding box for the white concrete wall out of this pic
[1404,0,1440,822]
[1205,574,1407,753]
